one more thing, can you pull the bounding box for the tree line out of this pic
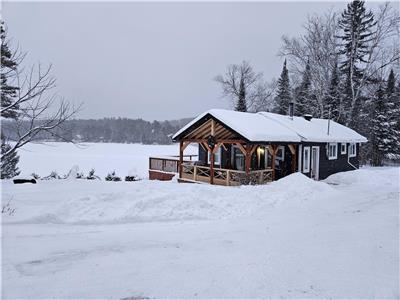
[1,117,192,145]
[215,1,399,166]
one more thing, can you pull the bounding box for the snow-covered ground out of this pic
[12,142,197,179]
[1,143,399,298]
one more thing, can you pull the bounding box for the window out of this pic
[349,143,356,157]
[232,146,245,171]
[297,145,302,172]
[303,146,310,173]
[328,143,338,160]
[208,147,221,165]
[341,143,347,154]
[276,146,285,161]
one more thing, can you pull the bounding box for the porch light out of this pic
[257,147,264,155]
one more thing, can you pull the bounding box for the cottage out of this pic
[150,108,367,186]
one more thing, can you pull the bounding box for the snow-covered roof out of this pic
[173,109,367,143]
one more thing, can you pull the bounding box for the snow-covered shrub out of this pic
[31,173,40,180]
[65,165,81,180]
[42,171,61,180]
[105,171,121,181]
[125,175,139,182]
[87,169,101,180]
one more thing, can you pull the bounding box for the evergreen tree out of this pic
[276,59,291,115]
[370,83,390,166]
[295,60,312,116]
[385,69,400,158]
[235,78,247,112]
[1,21,19,119]
[1,136,20,179]
[337,0,376,128]
[324,60,341,121]
[1,22,20,178]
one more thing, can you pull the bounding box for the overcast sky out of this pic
[3,1,359,121]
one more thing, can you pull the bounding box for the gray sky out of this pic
[3,1,353,121]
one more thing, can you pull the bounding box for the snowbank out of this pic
[3,172,337,224]
[2,167,398,298]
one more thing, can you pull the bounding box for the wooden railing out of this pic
[149,155,197,174]
[181,163,273,186]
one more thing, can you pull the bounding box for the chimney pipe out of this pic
[288,102,294,119]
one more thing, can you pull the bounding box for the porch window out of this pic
[303,146,310,173]
[264,146,272,168]
[328,143,338,160]
[341,143,347,154]
[349,143,356,157]
[276,146,285,161]
[232,146,245,171]
[207,147,221,165]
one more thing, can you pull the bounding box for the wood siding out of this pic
[299,142,360,180]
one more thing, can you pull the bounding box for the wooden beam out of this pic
[210,147,215,184]
[185,119,211,139]
[182,141,191,152]
[245,149,251,175]
[211,119,215,136]
[235,143,247,155]
[179,141,183,179]
[248,145,257,156]
[267,146,274,156]
[201,142,211,153]
[271,145,277,181]
[288,144,296,155]
[213,142,222,153]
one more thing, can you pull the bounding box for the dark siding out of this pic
[299,142,361,180]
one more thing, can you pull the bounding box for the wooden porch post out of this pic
[179,141,183,179]
[245,144,251,175]
[210,147,214,184]
[271,144,277,181]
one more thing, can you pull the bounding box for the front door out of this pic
[311,146,320,180]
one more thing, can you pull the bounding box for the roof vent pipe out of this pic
[288,102,294,119]
[303,114,313,121]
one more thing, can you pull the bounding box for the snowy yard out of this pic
[1,143,399,298]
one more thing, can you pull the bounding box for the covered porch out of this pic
[176,117,298,186]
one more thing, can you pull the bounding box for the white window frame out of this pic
[208,147,222,165]
[303,146,310,173]
[349,143,356,158]
[276,146,285,161]
[341,143,347,154]
[297,144,302,172]
[328,143,338,160]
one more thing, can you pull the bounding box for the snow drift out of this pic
[3,172,336,225]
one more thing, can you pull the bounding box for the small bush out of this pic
[42,171,61,180]
[87,169,101,180]
[125,175,139,182]
[31,173,40,180]
[105,171,121,182]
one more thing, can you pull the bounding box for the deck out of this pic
[180,163,273,186]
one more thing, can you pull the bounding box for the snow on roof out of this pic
[173,109,367,143]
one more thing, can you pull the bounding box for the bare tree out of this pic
[1,40,82,162]
[251,79,277,113]
[279,10,340,117]
[214,61,262,112]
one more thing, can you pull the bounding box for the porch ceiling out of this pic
[183,118,241,141]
